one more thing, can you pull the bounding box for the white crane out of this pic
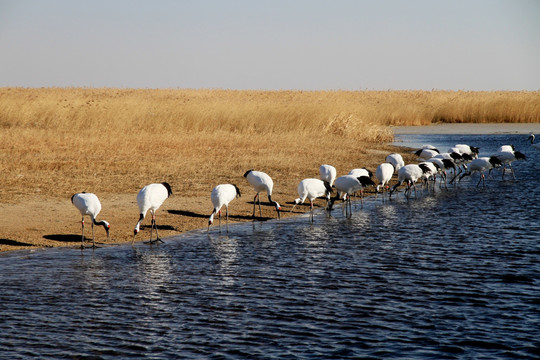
[528,133,540,151]
[133,182,172,244]
[498,145,515,153]
[208,184,241,232]
[492,149,526,180]
[327,175,375,216]
[244,169,281,219]
[375,163,394,196]
[389,164,424,198]
[319,164,337,187]
[291,178,333,222]
[459,156,502,187]
[451,144,480,157]
[418,161,438,190]
[71,192,110,248]
[414,148,439,160]
[385,153,404,174]
[427,157,456,188]
[348,168,372,178]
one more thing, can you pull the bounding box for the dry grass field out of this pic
[1,88,539,251]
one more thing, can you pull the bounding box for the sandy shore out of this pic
[2,123,538,253]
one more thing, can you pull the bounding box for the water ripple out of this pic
[1,134,539,359]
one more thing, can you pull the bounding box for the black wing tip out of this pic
[233,184,242,197]
[161,182,173,197]
[418,163,430,173]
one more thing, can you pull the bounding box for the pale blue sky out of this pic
[1,0,539,90]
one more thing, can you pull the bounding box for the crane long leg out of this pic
[81,218,85,248]
[149,215,154,243]
[91,222,95,248]
[252,194,258,217]
[152,215,163,243]
[258,194,262,217]
[226,206,229,232]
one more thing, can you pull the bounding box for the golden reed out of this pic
[1,88,539,203]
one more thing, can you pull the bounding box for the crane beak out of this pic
[106,227,110,241]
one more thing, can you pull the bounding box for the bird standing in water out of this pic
[71,192,110,248]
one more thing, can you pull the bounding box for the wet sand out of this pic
[2,123,539,252]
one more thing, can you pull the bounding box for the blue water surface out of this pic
[0,134,539,359]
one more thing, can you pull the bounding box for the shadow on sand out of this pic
[43,234,82,242]
[168,209,273,221]
[0,238,35,247]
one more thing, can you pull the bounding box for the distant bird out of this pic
[208,184,241,232]
[348,168,373,178]
[418,161,438,190]
[427,157,456,188]
[71,192,110,248]
[390,164,424,198]
[133,182,172,244]
[375,163,394,195]
[319,164,337,187]
[244,169,281,219]
[291,178,333,222]
[498,145,515,153]
[386,153,405,174]
[493,149,526,180]
[415,148,439,160]
[528,133,540,151]
[421,144,439,151]
[459,156,502,187]
[327,175,375,215]
[451,144,480,157]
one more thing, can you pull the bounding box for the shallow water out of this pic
[1,134,539,359]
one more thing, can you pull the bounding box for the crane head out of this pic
[275,202,281,219]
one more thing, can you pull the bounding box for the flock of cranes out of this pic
[72,133,538,248]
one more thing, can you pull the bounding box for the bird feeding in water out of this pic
[327,175,375,216]
[291,178,333,222]
[71,192,110,248]
[244,169,281,219]
[389,164,424,198]
[458,156,503,187]
[133,182,172,244]
[208,184,241,232]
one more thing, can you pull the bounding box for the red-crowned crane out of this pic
[291,178,332,222]
[133,182,172,244]
[375,163,394,197]
[244,170,281,219]
[386,153,405,174]
[319,164,337,187]
[418,161,438,190]
[327,175,375,217]
[208,184,241,232]
[459,156,503,187]
[451,144,480,157]
[389,164,424,198]
[71,192,110,248]
[493,149,526,180]
[415,148,439,160]
[528,133,540,151]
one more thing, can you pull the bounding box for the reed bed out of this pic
[0,87,538,250]
[1,87,539,201]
